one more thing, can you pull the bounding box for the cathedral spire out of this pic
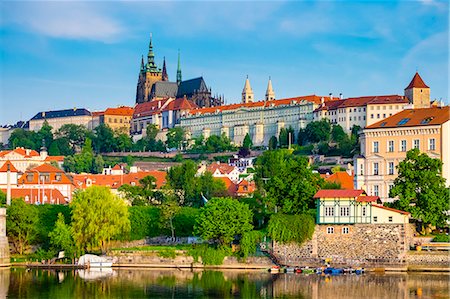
[242,75,254,103]
[265,76,275,101]
[162,56,168,81]
[146,33,158,72]
[176,49,182,85]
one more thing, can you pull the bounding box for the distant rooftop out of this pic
[31,108,91,120]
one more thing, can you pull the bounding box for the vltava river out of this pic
[1,268,449,298]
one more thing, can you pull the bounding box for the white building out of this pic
[29,108,96,132]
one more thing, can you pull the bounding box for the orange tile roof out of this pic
[112,164,122,170]
[366,106,450,129]
[92,111,105,117]
[373,204,410,215]
[314,189,366,198]
[1,188,67,205]
[104,106,134,116]
[321,171,354,190]
[44,156,65,162]
[72,171,167,190]
[18,164,73,185]
[206,163,237,175]
[190,95,338,116]
[405,72,429,90]
[236,180,256,195]
[216,177,237,196]
[0,160,18,172]
[134,99,171,118]
[0,148,40,158]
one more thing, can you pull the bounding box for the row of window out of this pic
[372,161,395,176]
[107,118,130,124]
[326,217,395,234]
[369,105,402,110]
[370,113,393,119]
[372,138,435,153]
[371,184,394,197]
[324,206,367,217]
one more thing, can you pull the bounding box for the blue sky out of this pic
[0,1,448,125]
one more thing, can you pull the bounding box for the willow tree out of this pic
[71,186,130,254]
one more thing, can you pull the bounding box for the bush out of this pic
[128,206,161,240]
[158,249,177,259]
[35,205,71,248]
[173,207,200,237]
[189,244,231,265]
[267,213,315,244]
[239,230,263,259]
[432,234,449,242]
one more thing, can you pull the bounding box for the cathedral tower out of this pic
[242,76,254,103]
[265,77,275,101]
[135,34,163,103]
[176,50,182,85]
[162,57,168,81]
[404,72,430,108]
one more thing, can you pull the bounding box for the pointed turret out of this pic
[404,72,430,108]
[162,57,168,81]
[146,33,158,72]
[176,50,182,85]
[242,76,254,103]
[265,77,275,101]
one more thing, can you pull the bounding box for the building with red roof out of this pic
[320,171,354,190]
[102,106,134,135]
[314,189,409,224]
[0,147,65,173]
[354,106,450,203]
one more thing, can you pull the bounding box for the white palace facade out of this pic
[179,78,337,146]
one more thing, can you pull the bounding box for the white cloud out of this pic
[1,2,125,42]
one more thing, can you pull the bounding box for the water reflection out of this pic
[3,268,449,298]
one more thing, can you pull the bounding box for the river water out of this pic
[1,268,449,298]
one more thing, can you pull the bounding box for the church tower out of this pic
[135,34,163,103]
[242,76,254,103]
[404,72,430,108]
[265,77,275,101]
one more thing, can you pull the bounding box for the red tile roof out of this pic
[104,106,134,116]
[366,106,450,129]
[206,163,237,175]
[44,156,65,162]
[18,164,73,185]
[320,171,354,190]
[31,164,64,173]
[1,188,67,205]
[0,160,18,172]
[314,189,366,198]
[405,72,429,90]
[373,204,410,215]
[72,171,167,190]
[112,164,122,170]
[133,99,171,118]
[190,95,338,116]
[356,195,379,202]
[314,95,407,112]
[216,177,237,196]
[163,98,198,111]
[91,111,105,117]
[236,180,256,195]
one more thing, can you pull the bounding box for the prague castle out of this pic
[135,35,223,108]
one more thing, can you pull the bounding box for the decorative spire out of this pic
[162,56,168,81]
[265,76,275,101]
[176,49,182,85]
[140,55,145,73]
[242,76,254,104]
[146,33,158,72]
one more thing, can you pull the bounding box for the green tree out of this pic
[198,172,227,199]
[146,124,159,140]
[115,132,133,152]
[71,186,130,253]
[331,124,347,142]
[297,128,306,146]
[268,136,278,150]
[255,150,323,214]
[305,120,331,143]
[37,121,54,149]
[167,160,198,206]
[242,133,253,150]
[55,124,88,153]
[93,124,116,153]
[8,129,37,150]
[159,199,181,240]
[166,127,185,150]
[6,199,38,254]
[389,149,449,229]
[48,213,75,258]
[278,128,288,148]
[195,197,253,246]
[267,213,315,244]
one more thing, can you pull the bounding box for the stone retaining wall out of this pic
[406,252,450,266]
[273,224,413,266]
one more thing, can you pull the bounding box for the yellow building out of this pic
[102,106,134,135]
[314,189,410,225]
[354,106,450,202]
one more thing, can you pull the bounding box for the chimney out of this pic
[158,101,161,109]
[339,93,343,100]
[329,93,333,100]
